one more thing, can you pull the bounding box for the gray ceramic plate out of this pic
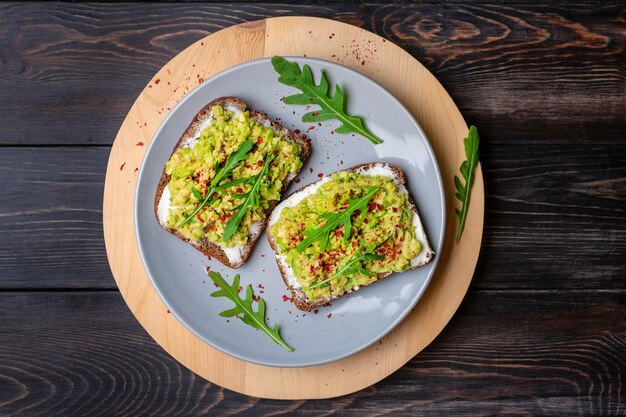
[135,57,445,367]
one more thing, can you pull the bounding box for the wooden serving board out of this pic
[103,16,483,399]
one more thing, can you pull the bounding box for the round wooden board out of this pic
[103,16,483,399]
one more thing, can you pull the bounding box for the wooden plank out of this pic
[1,145,623,290]
[0,148,112,288]
[477,144,626,289]
[1,3,624,145]
[0,290,623,415]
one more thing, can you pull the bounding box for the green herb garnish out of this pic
[454,125,480,243]
[271,56,382,145]
[223,150,275,242]
[309,237,390,289]
[296,185,379,252]
[176,139,254,228]
[208,272,293,352]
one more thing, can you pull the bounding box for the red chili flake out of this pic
[317,172,323,178]
[307,126,315,131]
[313,309,319,314]
[213,282,219,288]
[327,313,332,318]
[306,105,311,110]
[335,230,344,238]
[377,203,384,211]
[257,136,263,143]
[252,295,259,302]
[261,254,265,257]
[257,160,263,167]
[317,122,321,127]
[294,129,301,134]
[331,131,335,135]
[295,178,301,183]
[237,285,242,293]
[312,112,319,117]
[257,284,263,288]
[136,142,144,146]
[119,162,126,171]
[196,214,202,222]
[369,202,377,212]
[392,207,398,212]
[155,79,160,84]
[309,168,314,173]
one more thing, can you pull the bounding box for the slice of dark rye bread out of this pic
[266,162,434,311]
[154,96,311,268]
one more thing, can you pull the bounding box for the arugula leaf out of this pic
[208,272,293,352]
[271,56,382,145]
[454,126,480,243]
[296,186,379,252]
[309,237,389,289]
[191,187,203,201]
[223,151,275,242]
[176,139,254,227]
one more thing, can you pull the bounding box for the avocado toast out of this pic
[155,97,311,268]
[266,163,434,311]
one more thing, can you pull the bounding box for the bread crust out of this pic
[154,97,311,268]
[266,162,434,311]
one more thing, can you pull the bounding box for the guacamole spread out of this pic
[270,171,422,300]
[163,105,303,246]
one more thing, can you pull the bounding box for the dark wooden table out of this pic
[1,2,624,415]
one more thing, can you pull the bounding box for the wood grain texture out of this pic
[0,148,112,289]
[0,291,623,416]
[1,146,623,290]
[101,16,484,399]
[1,3,624,145]
[0,1,624,412]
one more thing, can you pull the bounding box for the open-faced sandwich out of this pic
[155,97,311,268]
[266,163,434,311]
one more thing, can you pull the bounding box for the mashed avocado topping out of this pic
[164,105,303,246]
[270,171,422,300]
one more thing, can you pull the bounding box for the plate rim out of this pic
[134,56,446,367]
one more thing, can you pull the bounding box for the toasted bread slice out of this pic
[154,97,311,268]
[266,162,434,311]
